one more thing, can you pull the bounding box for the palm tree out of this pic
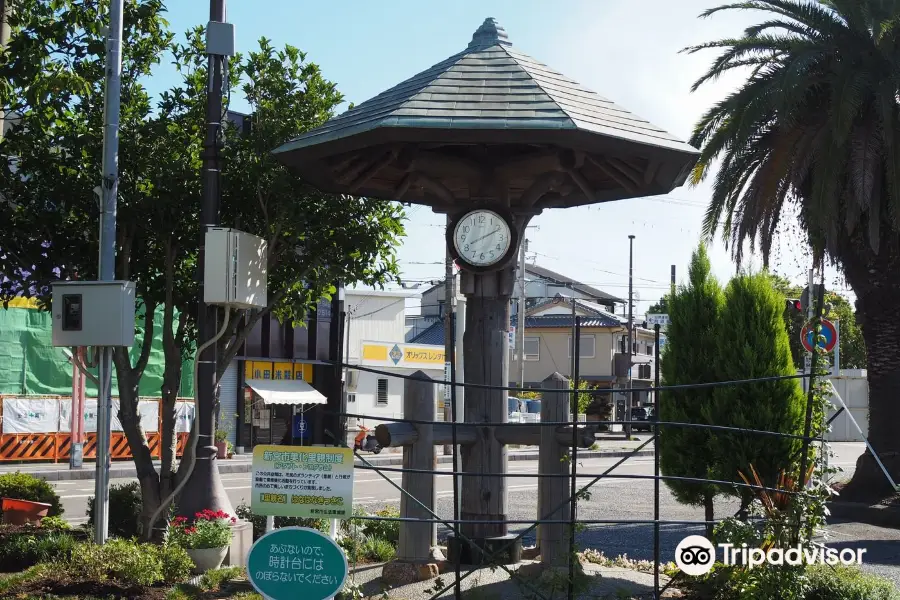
[687,0,900,501]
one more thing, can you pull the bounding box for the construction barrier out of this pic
[0,396,193,463]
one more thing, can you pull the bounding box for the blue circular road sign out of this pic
[801,319,837,353]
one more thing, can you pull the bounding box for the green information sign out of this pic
[247,527,348,600]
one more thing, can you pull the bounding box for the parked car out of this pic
[630,406,656,432]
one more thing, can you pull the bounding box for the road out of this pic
[52,442,899,588]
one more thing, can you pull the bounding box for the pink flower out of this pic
[230,517,237,524]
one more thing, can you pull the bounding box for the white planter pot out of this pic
[185,546,229,573]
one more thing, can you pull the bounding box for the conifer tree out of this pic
[660,244,723,534]
[707,273,805,506]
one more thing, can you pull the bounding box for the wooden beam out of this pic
[335,151,381,185]
[397,370,437,560]
[494,424,598,447]
[563,168,597,203]
[394,172,416,200]
[519,172,567,207]
[375,422,477,447]
[348,149,398,193]
[586,155,637,194]
[416,173,457,206]
[539,372,572,567]
[606,157,643,188]
[496,150,561,177]
[412,151,484,180]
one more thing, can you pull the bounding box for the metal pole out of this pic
[177,0,233,518]
[449,311,461,600]
[653,324,661,600]
[517,238,528,388]
[626,235,635,440]
[570,289,576,378]
[567,316,581,600]
[443,217,454,454]
[93,0,124,545]
[0,0,10,140]
[833,319,840,375]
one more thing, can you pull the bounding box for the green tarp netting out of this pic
[0,306,193,397]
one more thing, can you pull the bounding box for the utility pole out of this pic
[625,235,635,440]
[177,0,233,519]
[93,0,124,545]
[0,0,11,139]
[517,238,528,388]
[443,215,455,454]
[670,265,676,290]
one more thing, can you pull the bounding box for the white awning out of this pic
[246,378,327,405]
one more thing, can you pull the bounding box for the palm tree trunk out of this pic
[841,259,900,502]
[704,494,714,539]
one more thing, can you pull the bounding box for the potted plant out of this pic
[168,509,236,573]
[214,429,228,459]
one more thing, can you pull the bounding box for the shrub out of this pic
[360,534,395,562]
[235,502,328,540]
[156,543,194,584]
[0,472,63,518]
[39,515,70,531]
[805,564,900,600]
[359,506,400,544]
[0,529,78,571]
[62,538,192,586]
[86,481,142,539]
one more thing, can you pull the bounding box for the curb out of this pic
[827,501,900,529]
[9,449,654,482]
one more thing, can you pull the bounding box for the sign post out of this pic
[247,526,348,600]
[251,445,354,520]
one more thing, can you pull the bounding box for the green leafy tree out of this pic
[707,273,805,508]
[647,294,670,315]
[686,0,900,500]
[1,4,405,536]
[660,244,723,534]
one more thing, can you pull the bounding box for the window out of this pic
[524,337,540,361]
[568,335,596,359]
[376,379,389,406]
[647,344,654,357]
[618,337,626,353]
[632,341,637,353]
[347,393,356,404]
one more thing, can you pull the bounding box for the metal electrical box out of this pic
[51,281,136,347]
[204,228,268,309]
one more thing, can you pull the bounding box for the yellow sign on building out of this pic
[244,361,313,383]
[359,341,445,369]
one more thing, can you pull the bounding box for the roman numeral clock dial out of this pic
[451,209,514,270]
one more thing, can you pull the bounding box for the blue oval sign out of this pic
[247,527,348,600]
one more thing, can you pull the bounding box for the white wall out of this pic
[826,372,869,442]
[347,367,443,427]
[346,291,408,363]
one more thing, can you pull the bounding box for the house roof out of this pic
[525,314,623,329]
[526,264,624,304]
[528,295,627,322]
[409,319,446,345]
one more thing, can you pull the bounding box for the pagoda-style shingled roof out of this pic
[273,18,699,211]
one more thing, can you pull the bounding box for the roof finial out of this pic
[468,17,512,49]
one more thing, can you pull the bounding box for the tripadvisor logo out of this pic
[675,535,867,576]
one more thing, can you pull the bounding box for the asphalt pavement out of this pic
[48,442,898,589]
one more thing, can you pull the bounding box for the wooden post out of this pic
[460,267,514,541]
[398,370,436,560]
[539,372,571,567]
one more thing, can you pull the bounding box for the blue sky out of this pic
[151,1,849,312]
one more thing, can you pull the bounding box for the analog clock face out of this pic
[453,210,512,267]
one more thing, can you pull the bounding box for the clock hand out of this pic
[466,228,499,246]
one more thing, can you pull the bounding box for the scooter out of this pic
[353,426,382,454]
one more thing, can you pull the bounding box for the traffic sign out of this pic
[801,318,837,353]
[247,526,348,600]
[647,314,670,326]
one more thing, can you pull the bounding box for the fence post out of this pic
[539,372,571,567]
[398,370,436,561]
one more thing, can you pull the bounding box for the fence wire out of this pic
[311,313,838,600]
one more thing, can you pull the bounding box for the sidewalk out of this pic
[0,435,654,481]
